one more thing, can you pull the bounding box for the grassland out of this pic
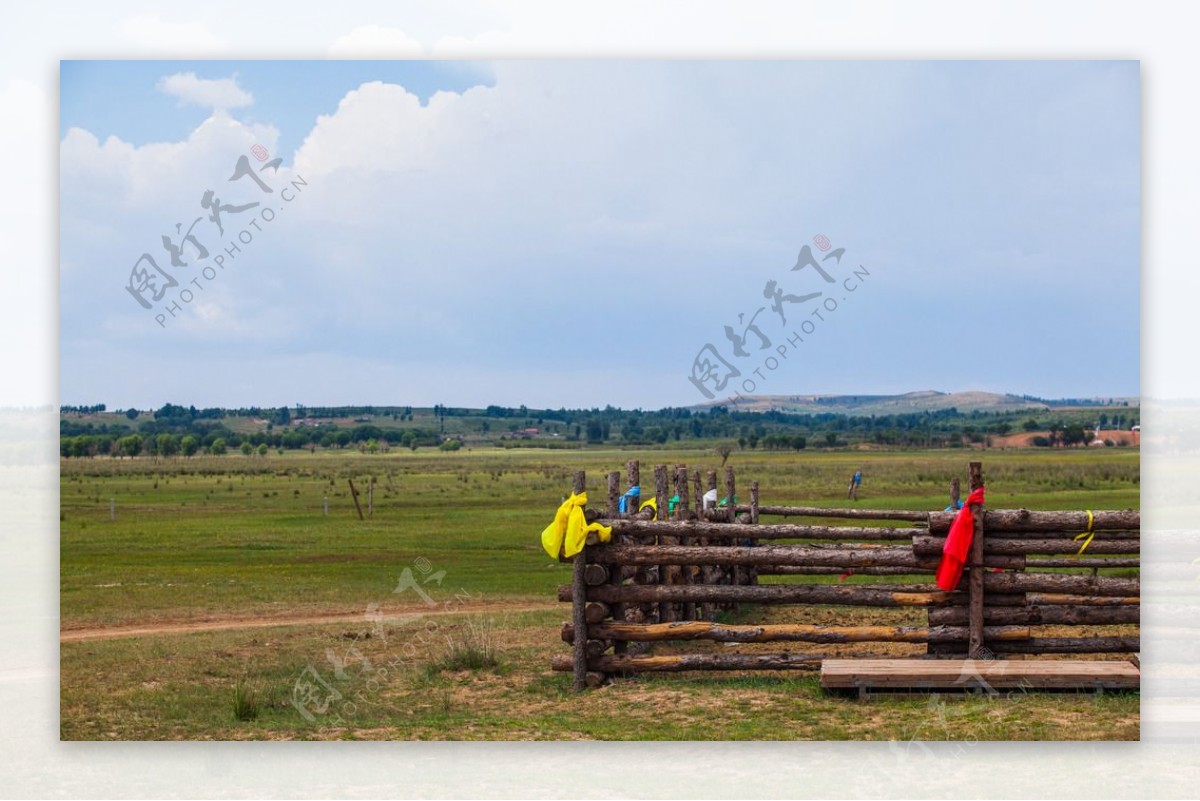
[60,446,1140,740]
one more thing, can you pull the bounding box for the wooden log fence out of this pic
[552,460,1139,689]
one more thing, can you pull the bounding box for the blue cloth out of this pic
[618,486,640,514]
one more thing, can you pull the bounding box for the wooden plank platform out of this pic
[821,658,1140,696]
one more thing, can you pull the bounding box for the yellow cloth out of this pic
[541,491,612,560]
[1073,510,1095,556]
[639,497,657,513]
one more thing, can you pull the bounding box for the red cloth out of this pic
[935,487,985,591]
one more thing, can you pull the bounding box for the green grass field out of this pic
[60,446,1140,740]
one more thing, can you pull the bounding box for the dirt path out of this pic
[61,599,559,643]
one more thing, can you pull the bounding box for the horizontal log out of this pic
[1026,556,1140,569]
[734,505,930,522]
[593,544,928,568]
[599,519,916,541]
[929,604,1140,626]
[982,572,1138,597]
[913,534,1139,557]
[987,636,1140,654]
[984,529,1139,541]
[761,565,934,576]
[928,509,1139,534]
[552,653,824,673]
[560,582,956,608]
[593,543,1027,571]
[1026,593,1140,606]
[571,621,1030,644]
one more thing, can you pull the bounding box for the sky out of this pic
[58,59,1140,411]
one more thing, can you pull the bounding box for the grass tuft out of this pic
[428,617,502,673]
[232,677,260,722]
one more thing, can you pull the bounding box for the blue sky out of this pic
[59,60,1139,410]
[60,60,493,162]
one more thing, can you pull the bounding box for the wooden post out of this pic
[968,461,986,658]
[654,465,669,523]
[724,466,736,522]
[607,471,620,517]
[348,479,364,520]
[627,460,640,514]
[677,465,695,619]
[367,477,374,517]
[572,470,589,690]
[950,477,961,510]
[654,465,673,622]
[749,480,760,587]
[606,469,629,645]
[703,470,720,618]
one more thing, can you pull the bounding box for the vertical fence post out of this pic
[724,466,738,606]
[749,480,760,587]
[968,461,986,658]
[607,471,620,517]
[676,464,694,620]
[654,464,672,622]
[626,459,640,514]
[605,470,628,649]
[723,466,737,524]
[703,470,719,618]
[571,470,589,690]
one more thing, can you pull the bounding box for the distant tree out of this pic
[180,435,199,457]
[124,408,139,420]
[240,442,252,456]
[119,434,142,458]
[715,442,734,466]
[257,443,268,457]
[1022,418,1040,432]
[156,433,179,457]
[1061,424,1087,447]
[210,438,227,456]
[791,435,807,451]
[747,433,759,450]
[825,432,838,448]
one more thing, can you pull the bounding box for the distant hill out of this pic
[698,391,1137,417]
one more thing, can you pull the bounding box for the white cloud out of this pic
[327,25,424,58]
[157,72,253,110]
